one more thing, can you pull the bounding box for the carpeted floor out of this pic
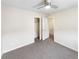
[2,39,78,59]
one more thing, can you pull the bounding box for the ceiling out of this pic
[2,0,78,14]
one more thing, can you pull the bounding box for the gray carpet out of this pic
[2,39,78,59]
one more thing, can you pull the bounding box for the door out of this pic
[34,17,49,41]
[42,16,49,40]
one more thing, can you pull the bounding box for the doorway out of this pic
[48,17,54,41]
[34,18,41,42]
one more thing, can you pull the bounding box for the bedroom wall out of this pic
[50,7,78,51]
[1,5,48,54]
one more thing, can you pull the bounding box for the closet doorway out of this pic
[34,18,42,42]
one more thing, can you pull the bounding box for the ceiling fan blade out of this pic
[34,0,47,7]
[36,4,46,9]
[51,5,58,9]
[34,2,44,7]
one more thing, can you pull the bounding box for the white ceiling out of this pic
[2,0,78,14]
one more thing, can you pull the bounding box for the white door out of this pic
[42,16,49,40]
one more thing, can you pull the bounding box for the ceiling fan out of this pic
[34,0,58,9]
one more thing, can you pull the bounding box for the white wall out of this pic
[1,5,46,54]
[50,7,78,51]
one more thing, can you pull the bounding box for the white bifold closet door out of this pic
[41,16,49,40]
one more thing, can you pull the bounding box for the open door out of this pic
[34,16,49,41]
